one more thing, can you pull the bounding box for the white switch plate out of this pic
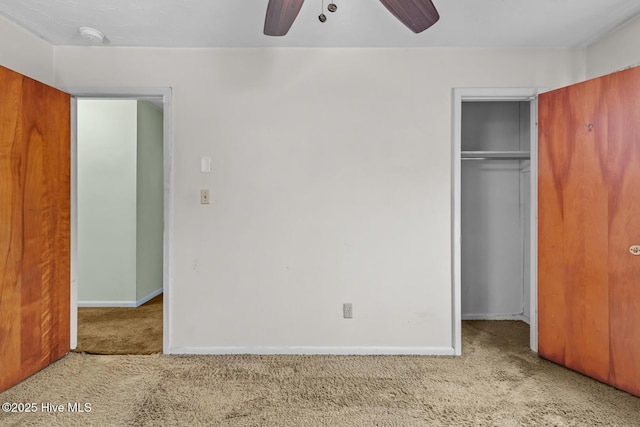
[200,189,210,204]
[201,157,212,173]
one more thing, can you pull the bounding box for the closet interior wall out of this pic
[461,101,531,321]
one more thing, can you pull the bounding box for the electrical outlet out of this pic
[343,303,353,319]
[200,189,210,205]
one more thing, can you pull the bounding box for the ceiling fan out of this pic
[264,0,440,36]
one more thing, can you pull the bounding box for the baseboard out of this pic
[462,313,528,322]
[169,346,455,356]
[78,288,163,308]
[78,301,137,308]
[135,288,163,306]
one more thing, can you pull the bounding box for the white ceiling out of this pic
[1,0,640,48]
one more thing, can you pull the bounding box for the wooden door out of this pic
[538,66,640,397]
[0,65,70,393]
[604,68,640,395]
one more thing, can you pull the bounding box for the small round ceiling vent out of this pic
[79,27,105,43]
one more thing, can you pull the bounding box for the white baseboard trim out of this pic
[168,346,455,356]
[135,288,163,306]
[78,288,163,308]
[78,301,137,308]
[462,313,528,322]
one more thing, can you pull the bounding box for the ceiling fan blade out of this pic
[379,0,440,33]
[264,0,305,36]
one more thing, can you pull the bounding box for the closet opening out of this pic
[452,88,540,356]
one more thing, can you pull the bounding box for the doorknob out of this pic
[630,245,640,256]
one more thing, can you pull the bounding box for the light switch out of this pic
[200,189,210,205]
[201,157,212,173]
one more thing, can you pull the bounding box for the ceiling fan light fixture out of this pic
[79,26,105,43]
[264,0,438,36]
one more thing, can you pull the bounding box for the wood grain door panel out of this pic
[0,65,70,393]
[539,66,640,397]
[539,78,610,383]
[605,68,640,397]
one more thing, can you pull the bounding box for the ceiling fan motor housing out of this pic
[264,0,439,36]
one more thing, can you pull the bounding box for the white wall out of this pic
[55,47,585,352]
[586,15,640,78]
[0,15,53,85]
[77,100,138,303]
[136,101,164,301]
[521,164,531,321]
[462,160,523,317]
[78,99,164,305]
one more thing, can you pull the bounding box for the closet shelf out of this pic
[461,151,530,160]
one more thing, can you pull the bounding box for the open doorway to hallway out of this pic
[74,98,164,355]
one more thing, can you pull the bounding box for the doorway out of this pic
[68,88,173,354]
[452,88,541,355]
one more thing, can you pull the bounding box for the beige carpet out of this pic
[75,294,162,355]
[2,321,639,426]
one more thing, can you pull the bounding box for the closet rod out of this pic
[461,151,530,160]
[462,156,531,160]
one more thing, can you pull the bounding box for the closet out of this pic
[461,101,531,321]
[538,65,640,397]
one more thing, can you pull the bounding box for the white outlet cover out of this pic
[200,189,210,204]
[343,303,353,319]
